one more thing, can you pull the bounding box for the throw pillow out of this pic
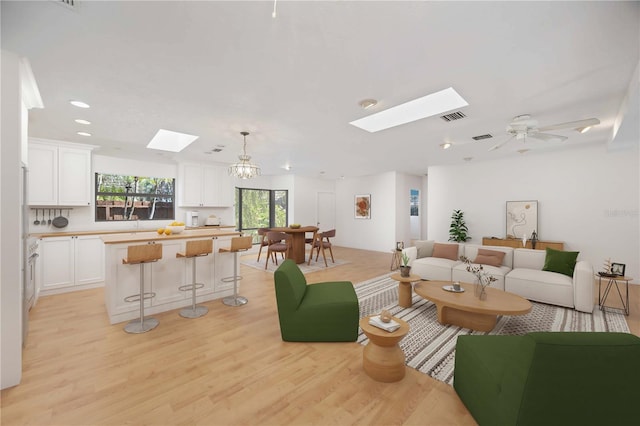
[473,248,506,267]
[432,243,459,261]
[414,240,435,259]
[542,247,579,277]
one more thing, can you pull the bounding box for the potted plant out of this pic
[449,209,471,242]
[400,253,411,277]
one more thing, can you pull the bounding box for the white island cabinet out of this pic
[102,229,241,324]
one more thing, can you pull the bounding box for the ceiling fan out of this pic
[488,114,600,151]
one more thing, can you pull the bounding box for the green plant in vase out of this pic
[400,253,411,277]
[449,209,471,242]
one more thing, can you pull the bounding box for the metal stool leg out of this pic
[124,263,159,334]
[179,257,208,318]
[222,251,247,306]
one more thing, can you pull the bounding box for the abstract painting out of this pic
[355,194,371,219]
[506,200,538,239]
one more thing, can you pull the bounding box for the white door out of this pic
[316,192,335,231]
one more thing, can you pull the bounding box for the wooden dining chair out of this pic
[256,228,271,262]
[265,231,292,269]
[308,229,335,267]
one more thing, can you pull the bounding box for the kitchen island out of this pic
[102,229,241,324]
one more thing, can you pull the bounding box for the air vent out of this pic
[440,111,466,122]
[472,134,493,141]
[52,0,77,10]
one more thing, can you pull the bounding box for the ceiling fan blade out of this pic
[538,118,600,132]
[488,135,515,151]
[529,133,568,142]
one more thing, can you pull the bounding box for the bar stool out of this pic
[219,236,253,306]
[176,239,213,318]
[122,243,162,334]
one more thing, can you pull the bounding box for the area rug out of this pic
[355,274,630,385]
[240,254,349,274]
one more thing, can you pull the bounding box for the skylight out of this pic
[146,129,199,152]
[349,87,469,132]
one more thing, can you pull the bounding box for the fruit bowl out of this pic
[166,225,185,234]
[289,224,301,229]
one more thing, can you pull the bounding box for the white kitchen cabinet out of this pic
[28,139,94,206]
[40,235,104,293]
[179,163,233,207]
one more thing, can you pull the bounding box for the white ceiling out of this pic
[2,1,639,179]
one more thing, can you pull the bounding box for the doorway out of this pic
[316,191,335,231]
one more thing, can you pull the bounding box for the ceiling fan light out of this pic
[577,126,592,133]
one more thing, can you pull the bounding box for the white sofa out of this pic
[403,241,594,313]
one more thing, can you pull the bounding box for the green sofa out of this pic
[274,259,359,342]
[453,332,640,425]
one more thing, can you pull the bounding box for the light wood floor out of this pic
[2,247,638,426]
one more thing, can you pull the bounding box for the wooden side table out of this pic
[390,273,421,308]
[598,275,632,316]
[359,316,410,382]
[390,249,402,271]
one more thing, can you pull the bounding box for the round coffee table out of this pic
[414,280,532,332]
[359,316,410,382]
[390,273,421,308]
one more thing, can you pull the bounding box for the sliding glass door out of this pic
[236,188,288,243]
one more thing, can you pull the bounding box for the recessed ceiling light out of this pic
[146,129,199,152]
[77,131,91,137]
[577,126,592,134]
[349,87,468,132]
[75,119,91,125]
[70,100,90,108]
[440,142,452,150]
[358,99,378,110]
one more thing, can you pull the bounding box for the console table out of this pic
[482,237,564,251]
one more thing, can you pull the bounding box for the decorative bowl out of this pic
[289,224,301,229]
[166,225,185,234]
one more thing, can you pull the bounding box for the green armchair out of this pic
[453,332,640,426]
[274,259,359,342]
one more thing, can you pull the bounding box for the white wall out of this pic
[292,175,335,228]
[1,50,23,389]
[427,144,639,282]
[334,171,397,252]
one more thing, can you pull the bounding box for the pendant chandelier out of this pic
[228,131,261,179]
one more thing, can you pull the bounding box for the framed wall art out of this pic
[355,194,371,219]
[506,200,538,239]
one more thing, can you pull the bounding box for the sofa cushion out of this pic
[414,239,435,259]
[412,256,460,281]
[474,248,506,267]
[543,247,579,277]
[432,243,459,261]
[506,268,573,308]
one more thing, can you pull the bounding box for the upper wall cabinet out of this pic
[178,163,233,207]
[28,139,94,206]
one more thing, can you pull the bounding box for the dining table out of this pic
[269,226,319,264]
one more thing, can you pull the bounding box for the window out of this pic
[95,173,175,222]
[235,188,288,243]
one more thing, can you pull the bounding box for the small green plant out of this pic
[401,253,410,266]
[449,209,471,242]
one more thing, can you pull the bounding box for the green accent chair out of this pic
[274,259,359,342]
[453,332,640,426]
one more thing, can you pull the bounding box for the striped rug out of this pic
[355,273,630,385]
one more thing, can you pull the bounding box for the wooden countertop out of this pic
[100,229,241,244]
[31,225,236,239]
